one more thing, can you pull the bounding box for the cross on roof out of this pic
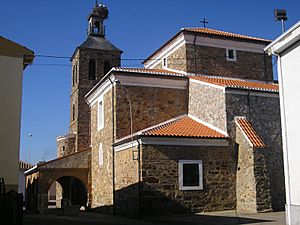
[201,18,208,28]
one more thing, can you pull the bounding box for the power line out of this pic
[33,53,270,61]
[31,53,274,67]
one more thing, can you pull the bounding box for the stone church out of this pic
[25,3,285,216]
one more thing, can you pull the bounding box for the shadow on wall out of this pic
[90,182,274,225]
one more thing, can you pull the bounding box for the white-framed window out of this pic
[226,49,237,61]
[97,97,104,131]
[99,143,103,166]
[179,160,203,190]
[162,57,167,68]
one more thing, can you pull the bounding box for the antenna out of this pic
[95,0,98,6]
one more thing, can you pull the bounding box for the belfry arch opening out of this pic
[48,176,88,208]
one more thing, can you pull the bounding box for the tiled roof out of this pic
[183,28,271,43]
[144,27,270,64]
[112,67,182,76]
[190,76,279,92]
[141,115,226,138]
[235,117,265,148]
[19,161,34,170]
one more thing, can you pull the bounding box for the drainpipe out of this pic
[137,139,142,218]
[247,91,252,121]
[263,52,268,82]
[108,77,116,214]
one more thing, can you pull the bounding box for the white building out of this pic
[265,21,300,225]
[0,36,34,192]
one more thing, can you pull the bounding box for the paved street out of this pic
[24,210,286,225]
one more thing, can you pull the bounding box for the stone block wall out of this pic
[69,48,121,153]
[226,93,285,210]
[115,147,140,216]
[188,80,227,131]
[186,44,273,81]
[90,88,114,210]
[115,85,188,139]
[57,135,76,157]
[155,42,273,81]
[235,125,272,212]
[140,144,236,215]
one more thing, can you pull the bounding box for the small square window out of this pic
[226,49,237,61]
[179,160,203,190]
[97,98,104,131]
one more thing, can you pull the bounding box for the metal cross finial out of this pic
[201,18,208,28]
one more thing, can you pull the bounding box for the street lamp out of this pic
[274,9,288,33]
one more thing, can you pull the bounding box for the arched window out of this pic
[94,21,100,34]
[72,104,75,121]
[89,59,96,80]
[72,65,75,86]
[104,61,111,75]
[75,64,78,83]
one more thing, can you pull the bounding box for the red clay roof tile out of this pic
[190,76,279,92]
[235,117,265,148]
[183,28,271,43]
[112,67,182,76]
[141,115,226,138]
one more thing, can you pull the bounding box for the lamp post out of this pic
[274,9,288,33]
[28,133,32,163]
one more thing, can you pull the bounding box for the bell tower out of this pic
[88,1,108,37]
[57,2,122,156]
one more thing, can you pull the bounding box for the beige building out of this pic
[0,36,34,192]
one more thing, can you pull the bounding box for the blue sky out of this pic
[1,0,299,164]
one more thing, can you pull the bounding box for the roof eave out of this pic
[143,30,184,65]
[264,20,300,55]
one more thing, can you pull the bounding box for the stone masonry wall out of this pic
[165,44,187,72]
[160,42,273,81]
[90,88,114,210]
[185,44,273,81]
[57,136,76,157]
[140,144,236,215]
[188,80,227,131]
[235,126,272,212]
[226,93,285,210]
[115,147,140,216]
[70,48,121,152]
[115,85,188,139]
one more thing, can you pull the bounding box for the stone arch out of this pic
[48,176,88,208]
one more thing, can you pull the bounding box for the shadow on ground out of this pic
[23,210,284,225]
